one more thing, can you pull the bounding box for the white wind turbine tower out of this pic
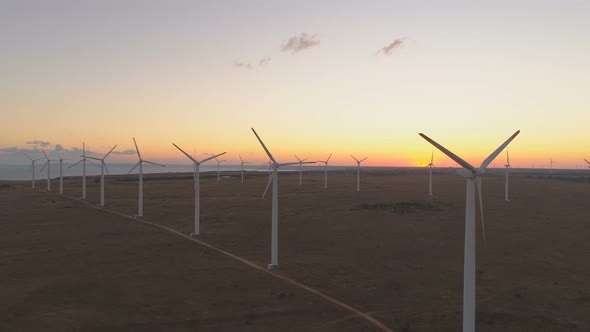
[252,128,315,269]
[128,138,165,217]
[40,149,57,191]
[173,143,226,236]
[215,158,226,181]
[86,145,117,207]
[419,130,520,332]
[24,153,43,189]
[351,155,368,192]
[504,151,511,202]
[427,151,435,196]
[55,151,68,194]
[317,153,333,189]
[295,155,313,185]
[68,142,97,199]
[239,154,248,183]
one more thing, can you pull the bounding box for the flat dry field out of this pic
[1,170,589,331]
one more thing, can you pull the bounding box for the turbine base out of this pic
[267,263,278,270]
[190,233,199,238]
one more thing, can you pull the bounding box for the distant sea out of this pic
[1,163,587,181]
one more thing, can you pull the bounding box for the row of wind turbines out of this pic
[24,128,566,332]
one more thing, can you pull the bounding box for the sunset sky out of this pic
[1,0,589,168]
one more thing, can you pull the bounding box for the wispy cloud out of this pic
[282,33,320,54]
[234,57,271,70]
[111,149,136,155]
[26,140,51,147]
[258,57,271,66]
[376,38,406,55]
[234,61,253,69]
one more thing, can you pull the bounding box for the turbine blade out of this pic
[419,133,477,173]
[128,162,140,174]
[476,177,486,241]
[201,152,227,163]
[507,150,510,165]
[143,160,166,167]
[278,161,304,167]
[133,137,142,160]
[40,161,48,172]
[251,128,277,164]
[87,159,100,167]
[42,149,49,159]
[68,159,83,168]
[327,152,333,162]
[360,157,368,162]
[172,143,197,163]
[351,155,359,162]
[262,175,272,199]
[85,156,102,161]
[584,158,590,165]
[479,130,521,171]
[239,154,243,162]
[24,153,33,161]
[295,155,301,162]
[104,163,110,175]
[103,144,118,159]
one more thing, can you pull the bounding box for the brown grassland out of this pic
[1,169,589,331]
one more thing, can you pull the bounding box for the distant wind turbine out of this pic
[419,130,520,332]
[295,155,315,185]
[86,145,117,206]
[239,155,248,183]
[351,155,368,192]
[252,128,315,269]
[40,149,57,191]
[504,151,511,201]
[173,143,226,236]
[128,138,165,217]
[427,151,435,196]
[317,153,333,189]
[55,151,68,194]
[215,158,226,181]
[68,142,98,199]
[24,153,43,189]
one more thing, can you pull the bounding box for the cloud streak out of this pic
[111,149,136,155]
[376,38,406,55]
[282,33,320,54]
[26,140,51,147]
[234,57,271,70]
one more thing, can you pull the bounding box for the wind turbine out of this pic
[68,142,98,199]
[317,153,333,189]
[504,151,511,202]
[295,155,313,185]
[585,159,590,168]
[24,153,43,189]
[239,154,248,183]
[172,143,226,236]
[427,151,435,196]
[86,145,117,207]
[252,128,315,269]
[351,155,368,192]
[419,130,520,332]
[128,138,165,217]
[55,151,68,194]
[215,158,226,181]
[550,159,556,173]
[40,149,57,191]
